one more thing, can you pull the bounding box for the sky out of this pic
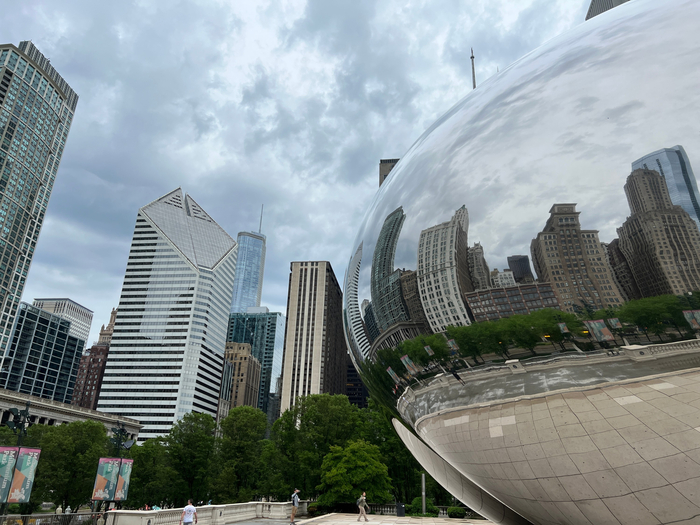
[4,0,589,344]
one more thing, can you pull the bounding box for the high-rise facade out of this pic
[531,204,624,313]
[379,158,399,187]
[280,261,346,412]
[227,307,285,416]
[344,243,371,360]
[230,231,266,313]
[464,283,560,323]
[225,342,261,409]
[467,243,490,290]
[585,0,630,20]
[32,298,93,342]
[490,269,517,288]
[617,169,700,297]
[632,146,700,228]
[603,239,641,301]
[0,42,78,357]
[0,302,83,403]
[417,206,473,333]
[71,343,109,410]
[98,308,117,344]
[507,255,535,284]
[97,189,237,441]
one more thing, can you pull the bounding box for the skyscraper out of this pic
[225,342,261,409]
[467,243,490,290]
[71,343,109,410]
[32,298,93,342]
[280,261,345,412]
[507,255,535,284]
[227,307,285,417]
[0,42,78,357]
[617,169,700,297]
[379,158,399,187]
[344,243,371,361]
[97,189,237,441]
[632,146,700,228]
[417,206,473,333]
[98,308,118,344]
[230,231,266,313]
[531,204,624,313]
[0,302,83,403]
[585,0,630,20]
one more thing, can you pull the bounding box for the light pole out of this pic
[5,401,31,447]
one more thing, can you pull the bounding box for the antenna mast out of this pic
[471,48,476,89]
[259,204,264,233]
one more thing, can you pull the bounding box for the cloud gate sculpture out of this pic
[343,1,700,523]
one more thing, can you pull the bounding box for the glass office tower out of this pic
[0,302,84,403]
[230,231,266,313]
[0,41,78,356]
[632,145,700,228]
[97,189,237,441]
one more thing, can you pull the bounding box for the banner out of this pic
[557,323,569,334]
[424,345,434,356]
[400,355,420,375]
[447,339,459,355]
[607,318,622,329]
[683,310,700,330]
[387,367,400,384]
[7,448,40,503]
[584,320,615,342]
[92,458,121,501]
[0,447,18,504]
[114,459,133,501]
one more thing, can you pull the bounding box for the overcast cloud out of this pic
[4,0,588,342]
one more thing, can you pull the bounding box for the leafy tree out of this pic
[129,438,181,508]
[618,295,686,341]
[501,315,541,356]
[316,440,392,507]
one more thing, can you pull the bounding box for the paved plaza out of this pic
[237,514,492,525]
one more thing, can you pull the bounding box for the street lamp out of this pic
[5,401,31,447]
[109,423,134,458]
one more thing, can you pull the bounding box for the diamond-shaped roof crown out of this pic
[140,188,236,269]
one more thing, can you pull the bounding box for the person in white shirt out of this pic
[180,500,197,525]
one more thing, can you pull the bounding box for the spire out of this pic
[259,204,264,234]
[471,48,476,89]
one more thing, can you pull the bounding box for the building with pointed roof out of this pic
[96,188,238,441]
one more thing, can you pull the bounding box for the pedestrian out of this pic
[451,369,465,385]
[357,491,369,522]
[180,499,197,525]
[290,488,300,524]
[65,506,72,514]
[55,505,63,515]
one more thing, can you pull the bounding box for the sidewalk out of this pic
[237,514,492,525]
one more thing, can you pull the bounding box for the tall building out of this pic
[0,42,78,357]
[603,239,641,301]
[417,206,473,333]
[344,243,372,360]
[465,283,560,323]
[370,207,409,332]
[617,169,700,297]
[507,255,535,284]
[280,261,346,412]
[379,158,399,187]
[468,243,491,290]
[32,298,93,342]
[71,343,109,410]
[230,231,266,313]
[490,269,517,288]
[632,146,700,228]
[97,189,237,441]
[531,204,624,313]
[585,0,630,20]
[98,308,117,344]
[225,342,261,409]
[0,302,83,403]
[345,353,368,409]
[361,300,380,343]
[227,307,285,417]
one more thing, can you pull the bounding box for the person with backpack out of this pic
[290,488,300,524]
[356,492,369,522]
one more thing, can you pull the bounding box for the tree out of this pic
[316,440,392,507]
[129,438,181,508]
[501,315,541,356]
[618,295,687,341]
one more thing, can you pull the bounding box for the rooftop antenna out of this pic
[471,48,476,89]
[259,204,264,233]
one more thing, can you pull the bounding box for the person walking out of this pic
[357,492,369,522]
[180,499,197,525]
[290,489,300,524]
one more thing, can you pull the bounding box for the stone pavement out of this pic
[235,514,492,524]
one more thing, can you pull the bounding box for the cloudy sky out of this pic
[6,0,589,343]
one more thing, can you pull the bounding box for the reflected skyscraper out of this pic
[97,189,238,441]
[0,42,78,356]
[467,243,490,290]
[370,207,409,332]
[585,0,630,20]
[632,146,700,228]
[379,158,399,187]
[230,231,266,313]
[344,243,371,360]
[506,255,535,284]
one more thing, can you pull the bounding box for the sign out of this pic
[607,318,622,329]
[683,310,700,330]
[92,458,121,501]
[584,320,615,342]
[400,355,420,375]
[0,447,18,504]
[557,323,569,334]
[424,345,434,356]
[7,448,41,503]
[115,459,133,501]
[387,367,400,384]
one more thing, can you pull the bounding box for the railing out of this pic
[107,502,302,525]
[366,504,472,517]
[0,513,104,525]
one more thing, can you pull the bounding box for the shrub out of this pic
[407,497,439,516]
[447,507,466,519]
[307,504,319,517]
